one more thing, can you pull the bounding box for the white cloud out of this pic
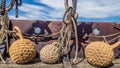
[35,0,64,9]
[9,15,28,20]
[34,0,66,18]
[78,0,120,18]
[35,0,120,18]
[10,0,120,20]
[9,3,51,20]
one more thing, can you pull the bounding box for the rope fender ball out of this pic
[39,0,79,64]
[40,42,62,64]
[0,0,22,64]
[9,26,36,64]
[85,41,120,67]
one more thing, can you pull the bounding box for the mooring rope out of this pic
[62,0,79,64]
[0,0,22,63]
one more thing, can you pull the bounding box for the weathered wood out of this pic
[63,56,73,68]
[9,20,120,58]
[0,58,120,68]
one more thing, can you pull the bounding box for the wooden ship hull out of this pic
[0,20,120,68]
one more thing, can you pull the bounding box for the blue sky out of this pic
[7,0,120,22]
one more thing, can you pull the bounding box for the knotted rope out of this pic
[0,0,22,63]
[58,0,79,64]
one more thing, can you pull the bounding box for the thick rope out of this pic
[70,16,79,64]
[63,0,79,64]
[15,0,22,18]
[102,36,108,43]
[0,10,9,64]
[21,30,120,44]
[58,3,79,64]
[0,0,5,15]
[0,0,16,63]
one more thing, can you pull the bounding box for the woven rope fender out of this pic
[40,42,62,64]
[85,41,120,67]
[9,26,36,64]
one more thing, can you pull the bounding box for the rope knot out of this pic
[63,7,78,25]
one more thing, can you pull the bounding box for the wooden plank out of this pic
[0,58,119,68]
[63,56,73,68]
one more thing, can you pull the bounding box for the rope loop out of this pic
[64,0,77,12]
[63,7,73,24]
[63,7,78,25]
[62,0,79,65]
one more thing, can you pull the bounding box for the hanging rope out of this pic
[15,0,22,18]
[72,0,77,13]
[0,0,20,63]
[59,0,79,64]
[0,10,9,64]
[0,0,6,15]
[0,0,16,15]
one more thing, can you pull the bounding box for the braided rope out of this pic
[0,0,16,63]
[0,0,5,15]
[0,0,15,14]
[72,0,77,13]
[0,10,9,64]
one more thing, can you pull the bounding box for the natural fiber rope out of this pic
[77,32,120,38]
[23,31,60,39]
[83,32,120,44]
[108,35,120,43]
[70,16,79,64]
[20,30,120,45]
[57,3,79,64]
[0,0,17,63]
[0,10,9,64]
[102,36,108,43]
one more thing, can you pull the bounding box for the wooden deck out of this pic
[0,58,120,68]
